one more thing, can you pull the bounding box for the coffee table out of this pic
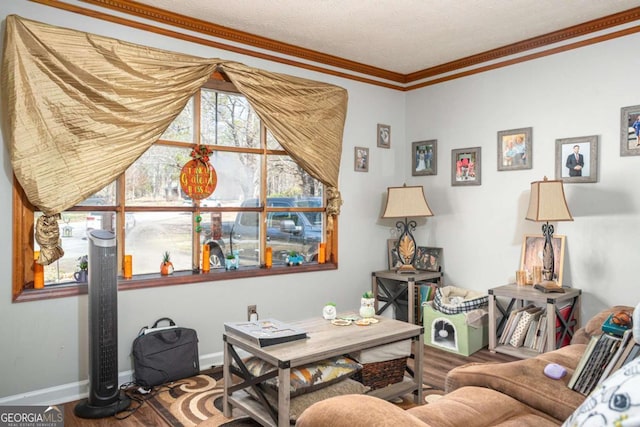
[223,313,424,427]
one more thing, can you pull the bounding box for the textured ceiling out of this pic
[133,0,639,74]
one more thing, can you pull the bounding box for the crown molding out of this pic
[79,0,406,83]
[26,1,640,90]
[406,7,640,82]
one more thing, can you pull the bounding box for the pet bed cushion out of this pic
[242,355,362,397]
[433,286,488,314]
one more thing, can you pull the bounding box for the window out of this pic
[12,79,334,302]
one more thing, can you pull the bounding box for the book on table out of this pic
[224,318,308,347]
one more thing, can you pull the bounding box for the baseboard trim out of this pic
[0,352,224,406]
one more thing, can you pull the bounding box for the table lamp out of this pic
[525,177,573,286]
[382,185,434,274]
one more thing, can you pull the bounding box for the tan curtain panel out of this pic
[1,15,346,264]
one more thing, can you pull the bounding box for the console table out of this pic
[488,283,581,359]
[372,270,443,325]
[223,314,423,427]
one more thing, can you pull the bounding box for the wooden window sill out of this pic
[13,262,338,303]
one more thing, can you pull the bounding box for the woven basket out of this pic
[353,357,407,390]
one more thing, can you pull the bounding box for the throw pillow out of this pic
[562,356,640,426]
[242,355,362,397]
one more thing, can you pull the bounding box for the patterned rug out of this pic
[145,368,443,427]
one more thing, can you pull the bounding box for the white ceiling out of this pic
[133,0,639,74]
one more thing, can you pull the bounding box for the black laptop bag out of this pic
[132,317,199,387]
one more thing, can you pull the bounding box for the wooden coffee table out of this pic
[223,313,424,427]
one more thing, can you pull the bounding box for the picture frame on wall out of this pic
[412,140,437,176]
[377,124,391,148]
[497,127,532,171]
[520,234,566,286]
[620,104,640,156]
[555,135,598,183]
[354,146,369,172]
[451,147,481,186]
[414,247,443,272]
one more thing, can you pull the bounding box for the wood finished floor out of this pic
[61,345,519,426]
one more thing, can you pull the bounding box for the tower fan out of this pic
[74,230,130,418]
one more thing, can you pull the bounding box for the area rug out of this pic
[146,368,442,427]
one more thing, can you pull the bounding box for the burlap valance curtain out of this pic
[1,15,347,264]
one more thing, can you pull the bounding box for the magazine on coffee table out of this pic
[224,318,308,347]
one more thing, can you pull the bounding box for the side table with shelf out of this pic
[488,283,581,359]
[372,270,443,325]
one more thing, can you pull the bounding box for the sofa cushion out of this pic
[445,345,587,422]
[297,387,560,427]
[296,393,431,427]
[407,387,559,427]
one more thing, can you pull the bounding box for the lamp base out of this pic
[396,264,417,274]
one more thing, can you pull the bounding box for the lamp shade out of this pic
[525,178,573,222]
[382,185,433,218]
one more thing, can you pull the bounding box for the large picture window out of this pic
[13,81,333,302]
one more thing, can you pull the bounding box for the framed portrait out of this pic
[620,104,640,156]
[377,124,391,148]
[555,135,598,183]
[520,234,566,286]
[412,140,437,176]
[451,147,481,186]
[414,247,443,272]
[354,146,369,172]
[497,127,532,171]
[387,239,400,270]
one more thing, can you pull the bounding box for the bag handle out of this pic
[152,317,176,328]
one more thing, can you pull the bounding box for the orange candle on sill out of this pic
[318,243,326,264]
[123,255,133,279]
[202,244,210,273]
[265,247,272,269]
[34,251,44,289]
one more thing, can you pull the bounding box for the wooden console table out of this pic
[372,270,443,325]
[223,314,423,427]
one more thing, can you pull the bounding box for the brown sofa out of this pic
[296,305,632,427]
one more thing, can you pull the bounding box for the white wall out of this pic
[0,2,404,400]
[405,32,640,319]
[1,0,638,403]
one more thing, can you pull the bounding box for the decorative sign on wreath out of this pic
[180,145,217,200]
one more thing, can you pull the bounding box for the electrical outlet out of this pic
[247,304,257,321]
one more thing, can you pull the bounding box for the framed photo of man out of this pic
[412,140,437,176]
[555,135,598,183]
